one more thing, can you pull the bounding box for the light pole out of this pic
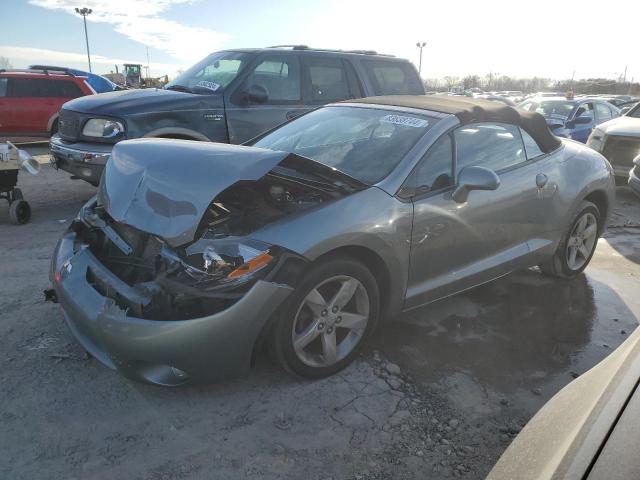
[75,7,93,72]
[416,42,426,75]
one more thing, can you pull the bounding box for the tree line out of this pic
[424,73,640,95]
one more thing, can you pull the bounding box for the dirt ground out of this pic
[1,162,639,480]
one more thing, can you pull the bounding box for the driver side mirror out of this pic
[452,166,500,203]
[245,84,268,104]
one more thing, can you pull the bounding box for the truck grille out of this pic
[57,109,82,141]
[602,135,640,169]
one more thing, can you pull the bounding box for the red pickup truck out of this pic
[0,69,94,137]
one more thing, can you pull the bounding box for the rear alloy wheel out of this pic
[540,201,600,278]
[272,257,379,378]
[565,212,598,271]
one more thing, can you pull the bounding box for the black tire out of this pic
[271,256,380,379]
[9,199,31,225]
[540,201,600,278]
[12,188,23,201]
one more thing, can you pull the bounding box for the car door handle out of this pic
[536,173,548,188]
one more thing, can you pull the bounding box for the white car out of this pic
[587,104,640,185]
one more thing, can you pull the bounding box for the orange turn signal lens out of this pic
[227,252,274,279]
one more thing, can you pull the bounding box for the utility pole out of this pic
[75,7,93,72]
[146,46,150,79]
[416,42,426,75]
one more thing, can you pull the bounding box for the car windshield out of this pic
[253,106,436,184]
[166,51,255,93]
[627,103,640,118]
[527,100,576,120]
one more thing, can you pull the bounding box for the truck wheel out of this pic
[271,256,379,379]
[9,200,31,225]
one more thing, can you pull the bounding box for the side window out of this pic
[520,128,544,159]
[363,60,424,95]
[409,134,454,195]
[343,60,363,99]
[245,56,301,103]
[594,102,612,122]
[0,78,7,97]
[304,57,351,104]
[454,123,527,174]
[50,80,83,98]
[11,78,48,97]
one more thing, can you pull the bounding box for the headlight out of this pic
[165,238,278,285]
[587,129,605,151]
[82,118,125,138]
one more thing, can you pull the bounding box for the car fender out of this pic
[251,187,414,317]
[47,112,59,132]
[557,140,615,230]
[143,126,211,141]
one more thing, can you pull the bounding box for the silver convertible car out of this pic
[49,96,615,385]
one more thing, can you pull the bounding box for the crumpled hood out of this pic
[597,116,640,137]
[63,88,223,117]
[98,139,288,246]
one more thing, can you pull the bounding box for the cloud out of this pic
[28,0,228,63]
[2,45,183,77]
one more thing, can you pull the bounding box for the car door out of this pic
[0,78,12,132]
[47,79,85,131]
[404,122,540,309]
[570,101,595,143]
[9,77,53,133]
[225,54,309,144]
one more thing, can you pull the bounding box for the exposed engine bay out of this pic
[73,171,352,320]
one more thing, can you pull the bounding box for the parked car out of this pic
[49,96,615,385]
[587,102,640,181]
[49,46,425,186]
[519,96,621,143]
[0,69,94,137]
[488,326,640,480]
[496,90,524,103]
[617,99,638,115]
[476,94,516,106]
[29,65,121,94]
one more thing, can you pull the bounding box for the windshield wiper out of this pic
[165,84,192,93]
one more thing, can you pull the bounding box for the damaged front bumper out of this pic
[50,231,293,385]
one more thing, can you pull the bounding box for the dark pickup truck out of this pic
[50,46,425,185]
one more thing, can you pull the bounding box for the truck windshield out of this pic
[166,52,255,94]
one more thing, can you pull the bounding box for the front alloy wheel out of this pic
[292,275,370,368]
[272,256,379,378]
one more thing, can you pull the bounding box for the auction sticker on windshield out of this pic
[381,114,429,128]
[195,80,221,92]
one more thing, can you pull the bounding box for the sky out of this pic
[1,0,638,82]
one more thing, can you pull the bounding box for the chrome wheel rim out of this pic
[566,212,598,271]
[292,275,370,368]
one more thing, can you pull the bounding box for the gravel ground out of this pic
[1,164,639,480]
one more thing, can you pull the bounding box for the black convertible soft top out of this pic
[346,95,561,153]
